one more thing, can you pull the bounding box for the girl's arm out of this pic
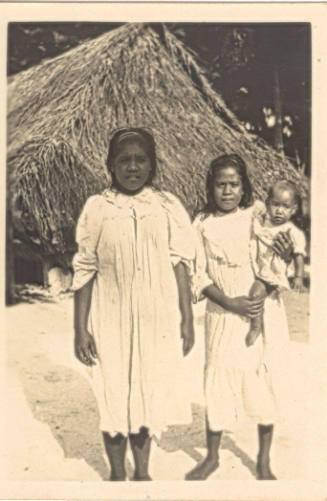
[174,261,195,356]
[272,231,294,263]
[203,284,264,318]
[74,278,98,365]
[293,254,305,292]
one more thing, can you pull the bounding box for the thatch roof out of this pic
[7,23,307,257]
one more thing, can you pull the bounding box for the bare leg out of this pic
[256,424,277,480]
[185,421,222,480]
[245,280,268,346]
[103,432,127,481]
[129,426,152,481]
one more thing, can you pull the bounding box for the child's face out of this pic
[213,167,243,213]
[267,187,297,225]
[112,140,152,193]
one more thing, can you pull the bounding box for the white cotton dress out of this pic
[72,187,195,437]
[192,206,290,432]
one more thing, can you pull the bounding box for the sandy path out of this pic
[2,290,326,485]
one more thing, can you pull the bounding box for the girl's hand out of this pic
[225,296,264,319]
[273,231,293,263]
[180,317,195,356]
[293,277,305,293]
[74,329,98,366]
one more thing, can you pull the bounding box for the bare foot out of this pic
[245,328,261,347]
[256,460,277,480]
[185,457,219,480]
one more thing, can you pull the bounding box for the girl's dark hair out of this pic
[202,154,253,215]
[106,127,157,188]
[266,180,304,228]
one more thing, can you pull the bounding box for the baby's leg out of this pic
[245,280,268,347]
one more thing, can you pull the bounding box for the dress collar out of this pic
[102,186,155,208]
[208,207,241,220]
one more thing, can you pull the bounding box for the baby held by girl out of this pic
[247,180,306,347]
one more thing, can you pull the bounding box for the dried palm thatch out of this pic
[7,23,308,257]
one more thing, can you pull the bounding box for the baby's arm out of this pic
[289,225,306,292]
[293,254,305,292]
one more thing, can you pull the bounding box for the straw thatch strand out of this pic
[7,23,308,258]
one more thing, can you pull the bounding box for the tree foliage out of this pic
[167,23,310,175]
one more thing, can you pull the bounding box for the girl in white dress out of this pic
[186,154,293,481]
[73,128,195,481]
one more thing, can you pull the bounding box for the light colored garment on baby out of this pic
[250,200,306,290]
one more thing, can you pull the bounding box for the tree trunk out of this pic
[273,64,284,155]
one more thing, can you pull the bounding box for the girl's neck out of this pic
[214,206,239,217]
[112,183,149,197]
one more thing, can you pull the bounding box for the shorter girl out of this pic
[246,180,306,347]
[186,154,293,481]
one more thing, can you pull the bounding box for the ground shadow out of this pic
[19,353,110,480]
[157,403,257,477]
[19,355,256,480]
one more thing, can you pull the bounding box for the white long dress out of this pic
[72,187,195,436]
[191,206,290,431]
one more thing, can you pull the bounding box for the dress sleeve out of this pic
[162,192,196,266]
[71,195,104,291]
[189,215,214,303]
[289,225,307,256]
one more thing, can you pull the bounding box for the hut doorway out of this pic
[14,255,43,285]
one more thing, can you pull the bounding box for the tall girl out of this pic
[73,128,195,481]
[186,154,292,481]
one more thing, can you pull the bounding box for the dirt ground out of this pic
[2,287,326,486]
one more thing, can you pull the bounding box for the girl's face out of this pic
[213,166,244,213]
[112,140,152,194]
[267,187,297,225]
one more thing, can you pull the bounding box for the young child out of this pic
[246,180,306,347]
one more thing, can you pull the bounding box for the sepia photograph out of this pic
[1,2,327,500]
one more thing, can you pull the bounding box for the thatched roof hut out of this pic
[7,23,307,259]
